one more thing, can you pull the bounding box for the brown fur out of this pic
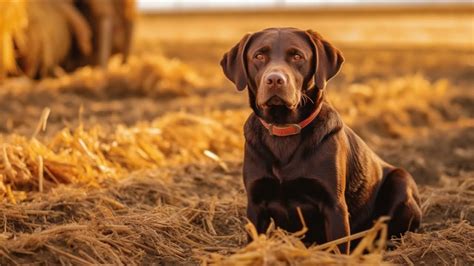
[220,27,422,253]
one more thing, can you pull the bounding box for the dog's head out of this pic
[221,28,344,124]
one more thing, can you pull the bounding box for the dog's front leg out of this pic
[247,203,271,235]
[324,201,351,254]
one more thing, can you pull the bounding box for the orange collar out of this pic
[258,104,322,137]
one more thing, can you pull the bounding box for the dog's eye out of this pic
[255,53,265,61]
[293,54,303,61]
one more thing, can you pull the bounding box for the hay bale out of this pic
[71,0,136,68]
[0,0,135,79]
[0,0,27,79]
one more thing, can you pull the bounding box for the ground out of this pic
[0,6,473,265]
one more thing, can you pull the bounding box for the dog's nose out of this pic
[265,72,287,88]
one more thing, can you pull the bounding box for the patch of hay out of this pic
[0,110,246,203]
[205,215,389,265]
[420,177,474,224]
[0,172,246,264]
[384,177,474,265]
[329,74,451,138]
[1,168,472,264]
[47,55,205,97]
[386,221,474,265]
[0,54,204,98]
[0,52,235,202]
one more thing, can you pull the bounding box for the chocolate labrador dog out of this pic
[220,27,422,252]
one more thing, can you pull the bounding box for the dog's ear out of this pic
[305,30,344,90]
[220,33,253,91]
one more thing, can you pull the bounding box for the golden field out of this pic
[0,5,473,264]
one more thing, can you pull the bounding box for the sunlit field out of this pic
[1,5,473,264]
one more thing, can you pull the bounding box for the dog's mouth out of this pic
[266,96,286,106]
[262,96,296,109]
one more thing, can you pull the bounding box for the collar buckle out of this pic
[268,123,302,136]
[287,124,302,135]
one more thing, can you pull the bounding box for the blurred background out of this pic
[1,0,472,79]
[138,0,473,10]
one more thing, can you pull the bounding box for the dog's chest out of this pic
[264,134,302,165]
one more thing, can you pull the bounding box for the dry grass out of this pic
[0,54,204,98]
[385,178,474,264]
[329,74,451,138]
[1,166,471,264]
[0,174,245,264]
[206,216,389,265]
[0,53,232,202]
[0,109,245,203]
